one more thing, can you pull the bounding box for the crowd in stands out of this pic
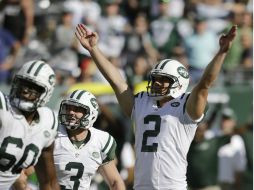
[0,0,252,189]
[0,0,252,87]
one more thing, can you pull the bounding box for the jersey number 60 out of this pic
[0,136,39,174]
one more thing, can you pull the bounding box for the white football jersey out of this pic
[132,92,203,190]
[0,91,58,189]
[54,125,116,190]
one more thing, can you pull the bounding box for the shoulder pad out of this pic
[134,91,145,99]
[38,107,58,131]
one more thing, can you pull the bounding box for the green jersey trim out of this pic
[102,135,112,153]
[0,91,7,111]
[50,111,58,130]
[102,137,116,163]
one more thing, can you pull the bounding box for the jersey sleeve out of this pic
[181,93,206,124]
[101,134,117,164]
[131,92,145,132]
[44,110,58,147]
[131,92,145,120]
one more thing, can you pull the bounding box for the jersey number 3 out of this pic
[60,162,84,190]
[141,115,161,152]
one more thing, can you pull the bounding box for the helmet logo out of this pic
[177,67,189,79]
[90,98,98,109]
[44,130,51,138]
[48,74,56,85]
[171,102,180,107]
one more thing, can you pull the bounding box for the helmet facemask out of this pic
[10,77,46,112]
[147,73,180,100]
[10,60,56,112]
[147,59,189,100]
[59,100,91,130]
[59,90,99,130]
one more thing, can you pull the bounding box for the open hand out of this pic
[75,24,99,52]
[219,25,237,53]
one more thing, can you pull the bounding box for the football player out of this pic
[75,23,237,190]
[0,60,60,190]
[54,89,126,190]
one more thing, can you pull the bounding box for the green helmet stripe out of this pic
[76,90,86,100]
[70,90,86,100]
[154,59,171,70]
[34,63,46,76]
[154,63,160,69]
[70,90,79,98]
[27,61,38,74]
[0,92,5,110]
[160,59,172,69]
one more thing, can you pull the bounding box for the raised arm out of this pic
[75,24,134,117]
[186,25,237,120]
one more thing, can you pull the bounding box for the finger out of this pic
[229,25,237,33]
[227,25,237,37]
[75,31,81,40]
[76,24,84,37]
[75,28,82,40]
[80,24,92,36]
[94,32,98,38]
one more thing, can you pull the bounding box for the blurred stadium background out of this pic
[0,0,252,189]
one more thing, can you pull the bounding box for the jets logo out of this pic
[44,130,50,138]
[48,74,56,85]
[171,102,180,107]
[92,152,99,158]
[90,98,98,109]
[177,66,189,79]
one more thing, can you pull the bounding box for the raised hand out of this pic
[75,24,98,52]
[219,25,237,53]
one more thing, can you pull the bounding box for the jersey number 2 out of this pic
[141,115,161,152]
